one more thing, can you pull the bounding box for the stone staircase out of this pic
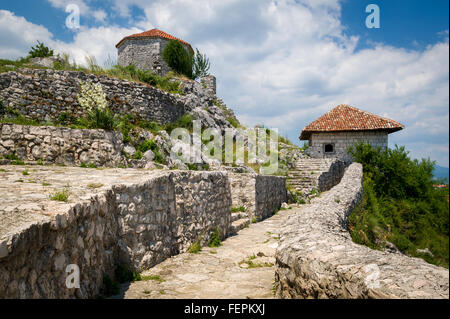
[230,211,250,234]
[287,158,345,199]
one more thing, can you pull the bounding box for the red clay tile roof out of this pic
[116,28,193,51]
[299,104,404,140]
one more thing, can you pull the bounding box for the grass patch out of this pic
[187,240,202,254]
[232,206,246,213]
[141,274,166,283]
[208,227,222,248]
[238,255,274,268]
[49,184,70,202]
[22,170,29,176]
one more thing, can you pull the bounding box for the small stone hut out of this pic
[116,28,194,76]
[299,104,404,163]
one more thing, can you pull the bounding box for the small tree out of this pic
[162,40,193,78]
[192,48,210,79]
[28,41,54,58]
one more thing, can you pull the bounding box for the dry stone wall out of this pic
[229,173,287,221]
[0,123,123,167]
[0,69,187,124]
[275,163,449,299]
[0,170,232,298]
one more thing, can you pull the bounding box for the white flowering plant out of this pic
[77,81,117,130]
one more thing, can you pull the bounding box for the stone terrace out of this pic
[0,165,161,239]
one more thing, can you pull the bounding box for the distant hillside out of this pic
[433,165,449,183]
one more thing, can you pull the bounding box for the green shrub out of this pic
[28,41,54,58]
[162,40,193,78]
[133,150,143,160]
[348,142,449,268]
[192,48,210,79]
[187,163,198,171]
[83,106,118,130]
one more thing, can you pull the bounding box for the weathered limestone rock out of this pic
[275,163,449,299]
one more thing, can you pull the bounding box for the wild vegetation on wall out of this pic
[347,142,449,268]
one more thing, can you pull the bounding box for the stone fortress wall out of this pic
[275,163,449,299]
[229,173,287,221]
[0,123,124,167]
[306,131,388,163]
[0,168,287,298]
[0,69,187,124]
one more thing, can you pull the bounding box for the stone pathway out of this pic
[117,206,299,299]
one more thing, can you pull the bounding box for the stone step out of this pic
[230,218,250,234]
[231,212,248,222]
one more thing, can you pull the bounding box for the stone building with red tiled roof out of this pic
[299,104,404,163]
[116,29,193,76]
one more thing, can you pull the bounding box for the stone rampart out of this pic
[275,163,449,299]
[0,69,186,124]
[229,173,287,221]
[0,170,231,298]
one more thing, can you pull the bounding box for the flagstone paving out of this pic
[117,206,300,299]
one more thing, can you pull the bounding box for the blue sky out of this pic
[0,0,449,166]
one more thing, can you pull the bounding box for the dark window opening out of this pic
[324,144,334,153]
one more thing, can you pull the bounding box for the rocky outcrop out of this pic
[275,163,449,299]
